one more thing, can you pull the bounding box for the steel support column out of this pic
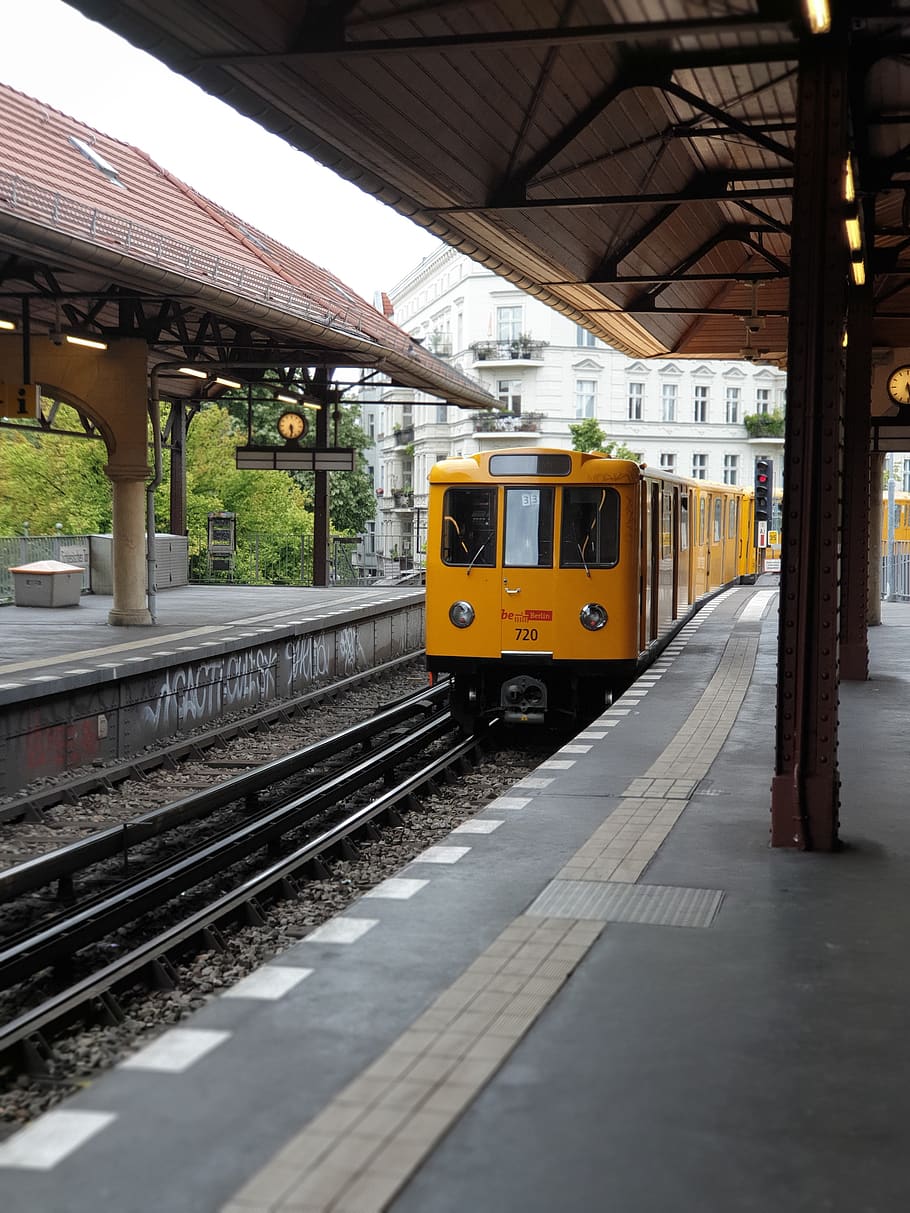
[312,385,329,587]
[770,38,848,850]
[868,453,884,624]
[169,401,187,538]
[839,280,873,679]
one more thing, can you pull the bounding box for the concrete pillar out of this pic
[107,472,152,626]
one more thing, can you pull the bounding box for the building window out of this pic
[575,325,596,347]
[692,453,708,480]
[902,462,910,493]
[497,379,522,412]
[661,382,677,422]
[723,454,739,485]
[693,384,709,423]
[660,453,676,475]
[725,386,741,423]
[367,414,376,441]
[575,379,597,418]
[496,306,522,342]
[436,404,448,423]
[628,381,643,420]
[756,387,771,415]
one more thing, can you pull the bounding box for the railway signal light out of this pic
[754,457,773,522]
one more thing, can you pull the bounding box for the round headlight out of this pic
[580,602,608,631]
[449,600,475,628]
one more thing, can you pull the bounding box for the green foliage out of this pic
[0,407,112,535]
[743,410,785,438]
[568,418,638,460]
[181,405,313,554]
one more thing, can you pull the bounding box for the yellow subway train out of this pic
[426,447,764,728]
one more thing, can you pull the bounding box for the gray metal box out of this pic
[9,560,84,607]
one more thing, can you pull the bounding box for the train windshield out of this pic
[503,487,554,567]
[559,487,620,569]
[441,488,497,567]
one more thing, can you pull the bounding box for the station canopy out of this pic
[69,1,910,368]
[0,80,494,410]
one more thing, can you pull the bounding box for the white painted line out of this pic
[539,759,576,770]
[29,676,58,682]
[222,966,313,1000]
[559,744,592,754]
[412,845,471,864]
[0,1109,117,1170]
[0,683,25,689]
[622,691,648,699]
[608,708,631,716]
[452,819,504,834]
[305,916,378,944]
[577,731,607,740]
[64,669,94,675]
[596,718,621,727]
[363,877,429,899]
[514,777,555,789]
[119,1028,231,1073]
[739,590,777,622]
[489,796,532,810]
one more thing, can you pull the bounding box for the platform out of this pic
[0,585,425,799]
[2,581,910,1212]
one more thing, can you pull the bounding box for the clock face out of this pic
[277,411,307,440]
[887,365,910,407]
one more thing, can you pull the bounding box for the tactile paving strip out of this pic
[526,880,724,929]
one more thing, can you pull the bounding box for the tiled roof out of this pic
[0,80,493,408]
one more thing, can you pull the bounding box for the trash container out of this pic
[8,560,85,607]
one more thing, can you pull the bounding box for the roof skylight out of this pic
[68,135,126,189]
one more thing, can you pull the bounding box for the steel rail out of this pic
[0,681,446,904]
[0,719,495,1068]
[0,709,455,989]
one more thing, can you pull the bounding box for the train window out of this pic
[661,491,673,559]
[441,488,497,567]
[489,453,572,477]
[728,499,738,539]
[559,486,620,569]
[503,486,554,567]
[680,495,689,550]
[699,497,706,545]
[713,498,723,542]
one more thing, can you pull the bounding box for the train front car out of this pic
[426,448,643,729]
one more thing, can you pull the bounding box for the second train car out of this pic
[426,447,760,728]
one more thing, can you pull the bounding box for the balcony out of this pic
[391,426,414,448]
[472,411,543,434]
[469,338,547,366]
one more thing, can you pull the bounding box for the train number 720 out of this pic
[514,627,539,642]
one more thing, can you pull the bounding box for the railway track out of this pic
[0,690,496,1075]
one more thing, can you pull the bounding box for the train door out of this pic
[639,478,651,652]
[724,496,739,582]
[708,494,724,588]
[693,488,709,598]
[677,489,691,613]
[657,486,674,634]
[499,483,557,657]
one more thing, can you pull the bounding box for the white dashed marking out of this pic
[0,1109,117,1170]
[364,878,429,899]
[305,917,379,944]
[119,1028,230,1073]
[222,966,313,1000]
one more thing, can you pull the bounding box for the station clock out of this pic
[886,365,910,407]
[277,411,307,441]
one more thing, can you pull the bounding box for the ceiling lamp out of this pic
[804,0,830,34]
[214,376,242,389]
[178,366,208,379]
[65,333,108,350]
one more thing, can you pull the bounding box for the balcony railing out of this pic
[470,339,547,362]
[472,411,543,433]
[391,426,415,446]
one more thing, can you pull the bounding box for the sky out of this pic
[0,0,442,303]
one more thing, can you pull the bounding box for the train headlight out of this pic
[580,602,608,631]
[449,600,475,628]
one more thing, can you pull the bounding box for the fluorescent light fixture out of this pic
[214,377,242,389]
[0,320,15,332]
[804,0,830,34]
[178,366,208,379]
[845,214,862,252]
[851,258,866,287]
[65,333,107,350]
[276,393,297,404]
[844,157,855,203]
[301,400,322,410]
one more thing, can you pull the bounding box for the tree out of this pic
[568,418,638,459]
[0,407,112,535]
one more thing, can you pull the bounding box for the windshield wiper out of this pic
[577,542,591,578]
[466,542,487,576]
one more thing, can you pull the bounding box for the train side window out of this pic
[680,495,689,550]
[728,499,738,539]
[699,497,706,545]
[504,486,554,567]
[441,488,497,567]
[713,498,723,542]
[661,491,673,559]
[559,486,620,569]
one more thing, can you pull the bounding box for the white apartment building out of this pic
[362,245,786,570]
